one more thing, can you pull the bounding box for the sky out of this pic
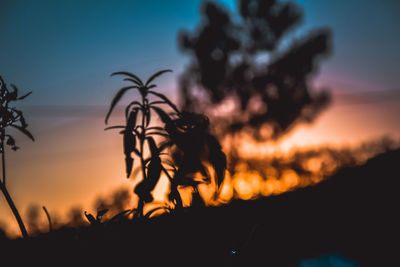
[0,0,400,236]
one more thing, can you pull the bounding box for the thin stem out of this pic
[1,141,5,185]
[136,94,147,218]
[42,206,52,232]
[0,182,29,238]
[0,134,29,238]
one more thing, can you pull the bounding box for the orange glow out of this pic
[304,158,322,173]
[1,97,399,238]
[217,173,234,203]
[232,171,263,200]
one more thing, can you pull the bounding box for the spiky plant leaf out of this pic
[147,131,169,138]
[206,134,227,188]
[126,108,139,131]
[105,85,138,124]
[125,156,134,179]
[109,209,132,223]
[96,209,109,219]
[123,130,136,178]
[123,78,142,85]
[17,91,32,100]
[149,100,165,106]
[10,108,27,128]
[148,90,179,113]
[144,206,170,219]
[6,85,17,101]
[151,106,172,125]
[147,126,165,132]
[10,84,31,100]
[6,135,19,151]
[104,125,125,131]
[10,124,34,141]
[18,111,27,128]
[111,72,143,86]
[84,211,97,225]
[145,108,151,126]
[147,156,162,190]
[146,137,158,157]
[123,131,136,155]
[6,135,16,146]
[145,69,172,86]
[125,101,141,118]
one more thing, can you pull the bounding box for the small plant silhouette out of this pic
[0,76,34,238]
[84,209,109,225]
[105,69,226,217]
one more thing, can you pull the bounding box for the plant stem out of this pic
[136,96,147,218]
[137,141,146,217]
[42,206,52,232]
[0,137,29,238]
[1,141,5,185]
[0,182,29,238]
[161,167,183,209]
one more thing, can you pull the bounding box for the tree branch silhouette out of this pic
[178,0,332,141]
[0,76,34,238]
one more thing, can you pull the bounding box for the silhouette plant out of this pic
[105,69,227,217]
[163,111,227,206]
[0,76,34,238]
[42,206,52,232]
[105,69,182,217]
[84,209,109,225]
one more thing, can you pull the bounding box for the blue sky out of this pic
[1,0,399,107]
[0,0,201,105]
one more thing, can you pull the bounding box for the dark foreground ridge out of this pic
[1,149,399,266]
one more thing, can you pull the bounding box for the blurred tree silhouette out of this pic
[0,76,34,238]
[178,0,331,141]
[91,187,132,221]
[67,206,85,227]
[26,204,41,235]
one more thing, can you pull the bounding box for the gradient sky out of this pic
[1,0,399,235]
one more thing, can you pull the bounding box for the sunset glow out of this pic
[1,0,400,241]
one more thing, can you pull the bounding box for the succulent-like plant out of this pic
[84,209,109,225]
[0,76,34,238]
[105,69,226,217]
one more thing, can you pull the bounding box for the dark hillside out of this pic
[1,149,399,266]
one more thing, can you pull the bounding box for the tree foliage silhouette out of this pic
[105,70,226,217]
[178,0,331,141]
[0,76,34,238]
